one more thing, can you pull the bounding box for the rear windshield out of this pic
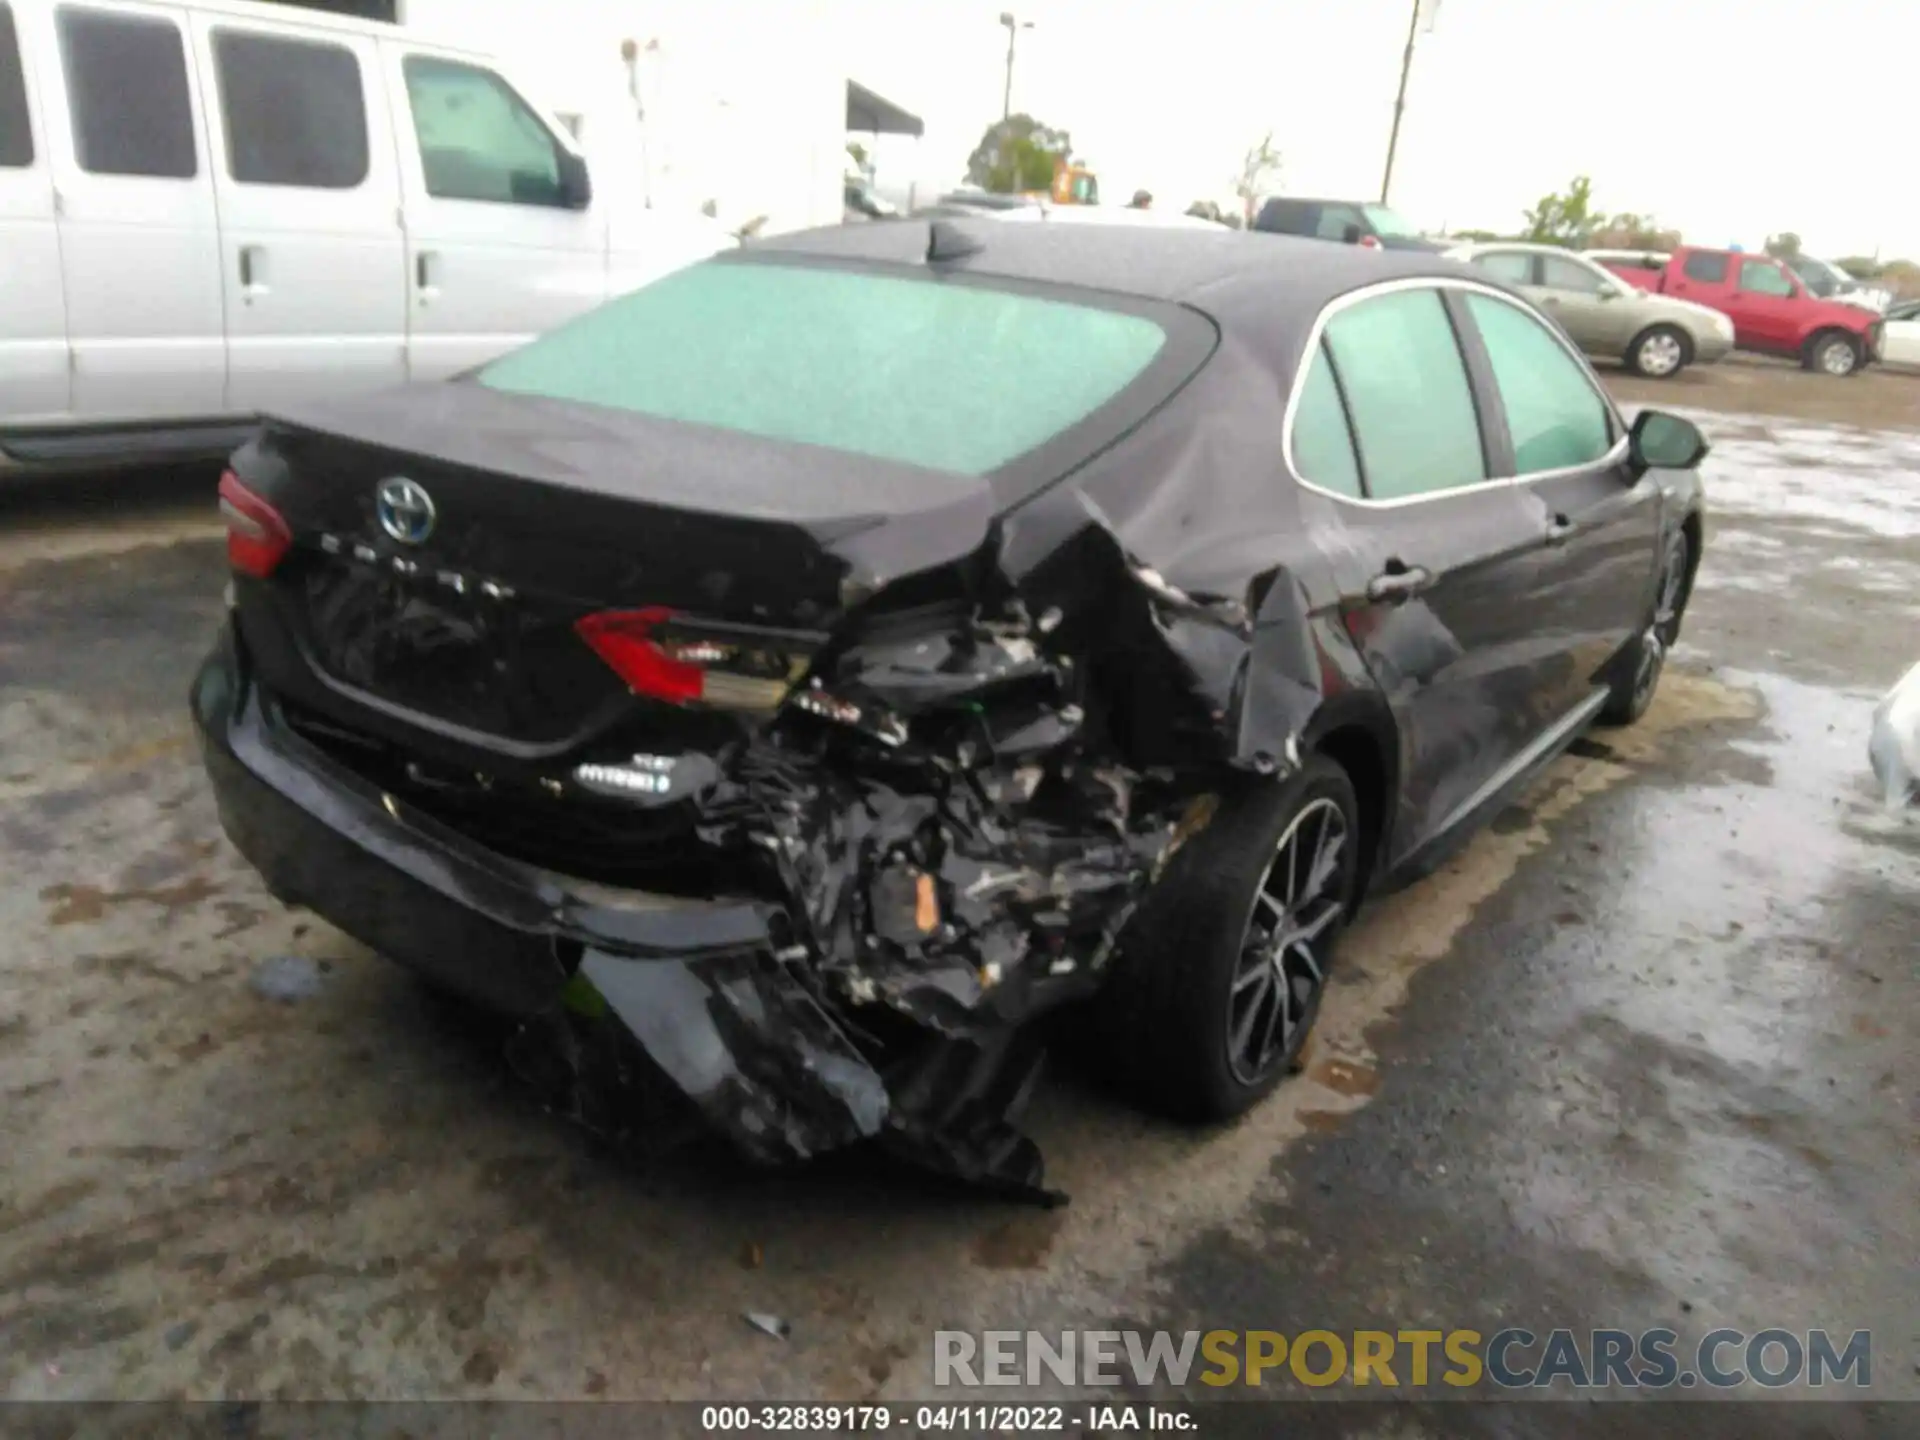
[475,261,1169,475]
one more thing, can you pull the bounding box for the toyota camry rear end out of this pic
[191,235,1249,1199]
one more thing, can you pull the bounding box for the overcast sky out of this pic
[839,0,1920,259]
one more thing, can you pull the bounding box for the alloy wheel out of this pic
[1226,797,1349,1085]
[1639,332,1683,377]
[1819,339,1857,376]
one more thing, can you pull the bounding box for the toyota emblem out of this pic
[375,477,436,546]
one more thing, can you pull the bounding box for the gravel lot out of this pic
[2,360,1915,1429]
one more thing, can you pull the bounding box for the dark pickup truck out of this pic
[1595,246,1883,376]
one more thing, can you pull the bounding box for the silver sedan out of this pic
[1446,242,1735,378]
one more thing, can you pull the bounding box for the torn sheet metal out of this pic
[504,480,1334,1200]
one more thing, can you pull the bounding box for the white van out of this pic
[0,0,735,468]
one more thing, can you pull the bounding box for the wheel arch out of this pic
[1302,694,1399,899]
[1802,326,1862,365]
[1631,320,1694,366]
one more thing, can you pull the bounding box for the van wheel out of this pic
[1804,331,1861,377]
[1092,756,1361,1121]
[1627,324,1690,378]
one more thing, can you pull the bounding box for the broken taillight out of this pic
[575,608,796,711]
[218,470,292,579]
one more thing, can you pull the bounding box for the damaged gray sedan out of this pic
[193,220,1710,1201]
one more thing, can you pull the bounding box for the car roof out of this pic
[755,217,1467,313]
[1452,241,1596,257]
[746,220,1503,428]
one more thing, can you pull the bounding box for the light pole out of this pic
[1378,0,1421,204]
[1000,12,1033,122]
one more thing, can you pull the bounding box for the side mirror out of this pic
[1341,223,1364,244]
[1598,284,1621,300]
[1629,410,1709,473]
[556,148,593,210]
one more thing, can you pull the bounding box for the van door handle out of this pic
[238,244,268,299]
[416,251,440,301]
[1366,560,1433,604]
[1545,513,1576,546]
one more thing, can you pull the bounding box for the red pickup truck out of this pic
[1596,246,1884,377]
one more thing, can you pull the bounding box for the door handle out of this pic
[416,251,440,301]
[1545,513,1576,546]
[1366,560,1433,605]
[238,244,268,299]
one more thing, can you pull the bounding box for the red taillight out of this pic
[1358,234,1383,251]
[576,608,802,710]
[218,469,292,579]
[575,608,709,705]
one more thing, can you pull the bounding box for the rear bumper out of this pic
[189,619,890,1163]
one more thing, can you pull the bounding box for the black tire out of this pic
[1802,330,1861,377]
[1625,324,1691,379]
[1092,755,1362,1122]
[1601,527,1692,726]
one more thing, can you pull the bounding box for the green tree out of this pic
[1764,232,1803,260]
[965,114,1071,193]
[1521,175,1597,248]
[846,141,868,169]
[1834,255,1885,279]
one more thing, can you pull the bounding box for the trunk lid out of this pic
[236,383,996,764]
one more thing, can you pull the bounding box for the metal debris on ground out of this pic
[743,1313,790,1341]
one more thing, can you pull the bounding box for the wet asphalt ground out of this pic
[0,368,1915,1433]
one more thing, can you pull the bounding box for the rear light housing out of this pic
[575,608,803,711]
[219,469,292,579]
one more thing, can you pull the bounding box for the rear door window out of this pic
[1289,341,1363,499]
[1738,260,1796,297]
[1316,204,1363,240]
[1540,256,1608,294]
[57,6,197,178]
[1470,251,1535,286]
[1465,294,1613,474]
[1,2,31,167]
[1321,289,1486,500]
[402,54,564,207]
[1257,198,1309,234]
[213,29,368,189]
[1681,251,1729,284]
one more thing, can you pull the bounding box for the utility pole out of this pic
[1000,12,1033,122]
[1379,0,1423,204]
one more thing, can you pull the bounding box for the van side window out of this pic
[1680,251,1729,284]
[1,3,31,167]
[1322,289,1487,500]
[402,55,565,207]
[56,7,197,178]
[213,30,368,189]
